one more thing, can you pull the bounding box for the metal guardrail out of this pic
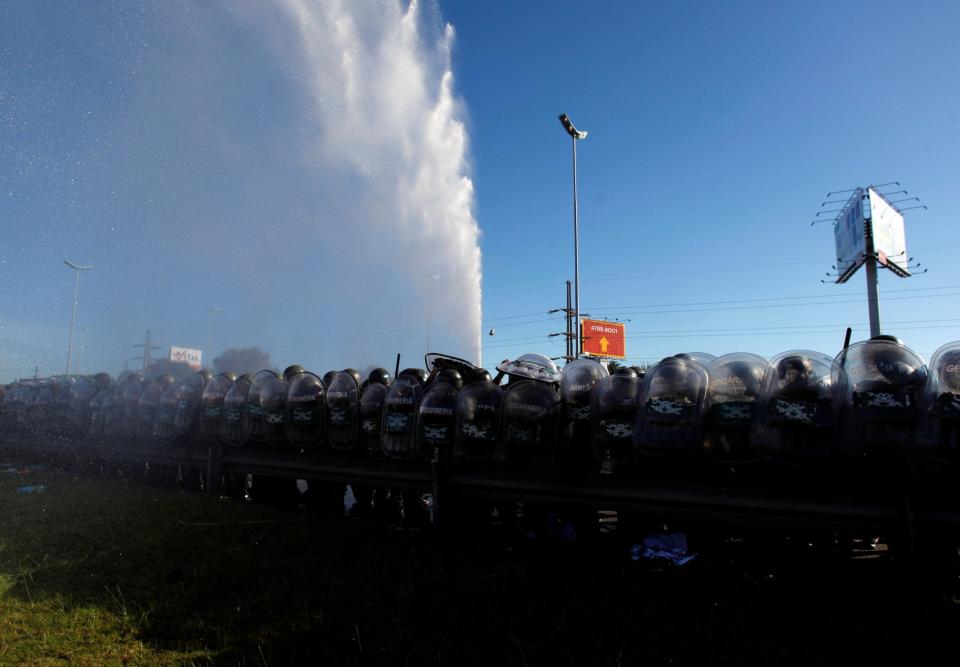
[3,432,959,542]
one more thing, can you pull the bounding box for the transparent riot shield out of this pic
[559,358,609,469]
[591,368,643,471]
[381,374,424,460]
[359,382,388,457]
[102,385,126,440]
[750,350,845,468]
[87,389,108,441]
[454,377,503,466]
[221,375,252,447]
[29,383,56,435]
[326,371,361,453]
[416,378,460,461]
[918,341,960,470]
[496,380,561,471]
[634,357,709,459]
[121,375,146,439]
[198,373,234,442]
[703,353,769,464]
[171,370,210,441]
[836,337,926,466]
[67,377,95,439]
[242,370,287,446]
[137,379,169,441]
[153,381,183,443]
[285,371,326,448]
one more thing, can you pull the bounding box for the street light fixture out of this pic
[558,113,587,356]
[208,306,222,370]
[64,259,93,376]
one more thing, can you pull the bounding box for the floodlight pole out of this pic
[559,114,587,357]
[64,259,93,376]
[77,326,94,375]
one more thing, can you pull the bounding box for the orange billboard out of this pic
[581,319,626,359]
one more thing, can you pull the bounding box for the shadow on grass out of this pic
[2,454,960,665]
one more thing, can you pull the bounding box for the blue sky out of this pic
[2,0,959,381]
[446,0,960,365]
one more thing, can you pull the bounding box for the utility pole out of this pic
[548,281,576,363]
[133,330,160,376]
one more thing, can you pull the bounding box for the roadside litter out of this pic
[631,532,697,566]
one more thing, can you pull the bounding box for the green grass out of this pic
[2,457,960,665]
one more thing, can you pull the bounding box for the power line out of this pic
[484,284,960,325]
[624,323,960,339]
[621,317,960,337]
[483,245,960,299]
[589,291,960,318]
[587,284,960,312]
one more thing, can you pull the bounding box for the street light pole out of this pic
[558,114,588,357]
[77,326,94,375]
[208,306,222,370]
[64,259,93,376]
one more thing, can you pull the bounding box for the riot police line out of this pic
[2,337,960,540]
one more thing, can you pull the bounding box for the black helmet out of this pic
[872,348,922,386]
[221,371,238,383]
[673,352,716,367]
[400,368,429,385]
[342,368,363,387]
[283,364,306,381]
[156,374,175,388]
[710,354,768,399]
[93,372,112,390]
[197,369,213,383]
[936,349,960,393]
[322,370,338,387]
[614,366,638,378]
[776,354,813,385]
[368,368,392,386]
[436,368,463,389]
[237,373,253,384]
[465,368,492,384]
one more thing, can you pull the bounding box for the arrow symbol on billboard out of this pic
[600,337,609,353]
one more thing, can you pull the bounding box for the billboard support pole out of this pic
[864,255,881,338]
[863,205,881,338]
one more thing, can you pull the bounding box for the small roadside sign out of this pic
[581,319,626,359]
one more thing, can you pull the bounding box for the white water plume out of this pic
[1,0,482,377]
[256,0,484,365]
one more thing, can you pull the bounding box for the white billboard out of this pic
[833,188,866,283]
[867,187,909,276]
[170,346,202,369]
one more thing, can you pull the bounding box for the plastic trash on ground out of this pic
[630,532,697,565]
